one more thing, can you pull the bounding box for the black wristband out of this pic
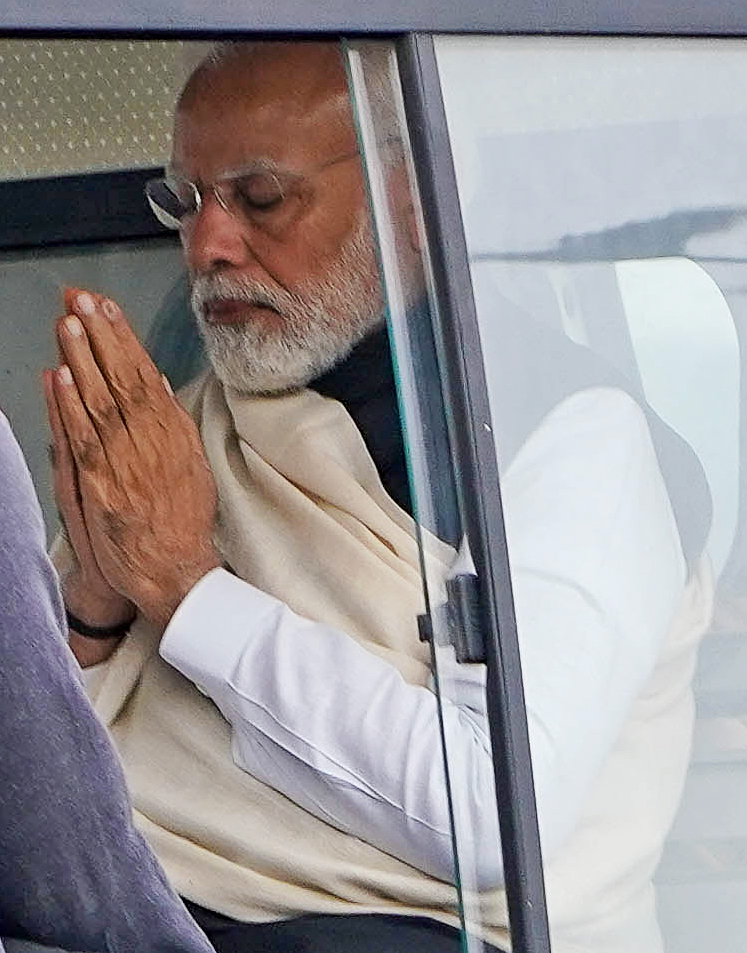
[65,609,134,640]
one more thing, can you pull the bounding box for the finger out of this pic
[52,364,108,480]
[53,313,69,367]
[44,369,93,557]
[68,291,164,403]
[67,293,188,465]
[61,288,110,372]
[63,286,105,314]
[56,313,133,452]
[56,512,71,543]
[43,368,75,482]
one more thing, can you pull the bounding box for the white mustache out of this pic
[190,274,289,318]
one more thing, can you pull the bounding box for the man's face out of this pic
[170,44,384,395]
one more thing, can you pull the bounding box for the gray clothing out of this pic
[0,412,214,953]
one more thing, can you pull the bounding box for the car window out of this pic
[435,33,747,953]
[347,37,532,952]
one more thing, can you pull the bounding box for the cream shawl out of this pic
[70,375,483,935]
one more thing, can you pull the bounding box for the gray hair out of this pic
[189,40,403,167]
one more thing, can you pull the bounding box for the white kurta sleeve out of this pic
[160,387,686,888]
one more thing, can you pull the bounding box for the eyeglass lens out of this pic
[147,169,287,231]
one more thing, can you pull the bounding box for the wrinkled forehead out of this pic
[171,42,358,178]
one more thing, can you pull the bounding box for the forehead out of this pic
[171,43,358,177]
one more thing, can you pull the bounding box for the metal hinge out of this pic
[418,538,486,663]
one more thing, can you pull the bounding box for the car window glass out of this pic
[347,38,515,952]
[436,33,747,953]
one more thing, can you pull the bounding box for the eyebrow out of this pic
[166,157,285,182]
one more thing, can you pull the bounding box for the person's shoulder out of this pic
[0,410,27,480]
[543,386,652,451]
[565,384,647,419]
[505,387,655,501]
[0,412,46,551]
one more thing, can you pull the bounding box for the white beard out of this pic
[190,215,385,395]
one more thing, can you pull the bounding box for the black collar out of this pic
[309,326,413,516]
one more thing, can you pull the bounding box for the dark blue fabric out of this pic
[0,413,214,953]
[184,904,507,953]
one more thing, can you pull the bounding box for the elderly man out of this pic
[45,41,712,953]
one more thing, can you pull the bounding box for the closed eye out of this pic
[234,171,285,212]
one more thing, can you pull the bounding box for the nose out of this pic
[182,192,251,274]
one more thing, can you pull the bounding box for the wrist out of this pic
[65,608,134,639]
[146,547,223,631]
[68,629,124,668]
[62,573,134,629]
[64,601,134,668]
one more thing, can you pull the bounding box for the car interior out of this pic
[3,31,747,953]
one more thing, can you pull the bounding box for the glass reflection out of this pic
[347,39,514,953]
[436,34,747,953]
